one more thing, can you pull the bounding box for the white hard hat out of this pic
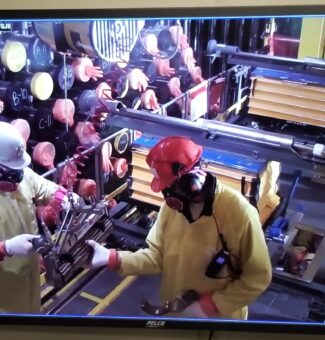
[0,122,31,169]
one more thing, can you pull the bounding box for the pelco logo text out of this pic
[146,320,166,328]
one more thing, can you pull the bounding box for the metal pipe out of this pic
[94,147,102,199]
[103,103,325,167]
[207,42,325,77]
[106,104,294,149]
[197,119,293,149]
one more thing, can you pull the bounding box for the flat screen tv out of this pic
[0,4,325,336]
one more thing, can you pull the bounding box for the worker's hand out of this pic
[182,301,208,318]
[86,240,110,268]
[5,234,40,257]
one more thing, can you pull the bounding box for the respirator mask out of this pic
[162,166,207,218]
[0,164,24,192]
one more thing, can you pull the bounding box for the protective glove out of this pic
[182,301,208,318]
[86,240,110,268]
[5,234,40,257]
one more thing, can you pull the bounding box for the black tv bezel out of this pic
[1,313,325,334]
[0,5,325,20]
[0,4,325,335]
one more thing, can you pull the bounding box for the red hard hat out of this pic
[146,136,203,192]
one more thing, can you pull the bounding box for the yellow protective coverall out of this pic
[118,181,272,319]
[0,167,58,313]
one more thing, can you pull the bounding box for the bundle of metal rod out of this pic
[111,201,158,226]
[53,217,112,282]
[41,201,113,289]
[38,184,128,307]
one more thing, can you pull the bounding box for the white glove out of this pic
[5,234,39,257]
[86,240,110,268]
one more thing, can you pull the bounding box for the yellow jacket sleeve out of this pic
[25,167,58,206]
[118,204,168,276]
[212,203,272,317]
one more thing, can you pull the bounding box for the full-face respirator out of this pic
[0,164,24,192]
[162,163,206,213]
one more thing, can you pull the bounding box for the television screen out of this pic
[0,5,325,335]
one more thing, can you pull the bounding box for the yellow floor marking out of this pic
[41,268,91,306]
[80,292,103,304]
[88,276,137,315]
[55,268,91,297]
[41,299,54,311]
[40,285,54,299]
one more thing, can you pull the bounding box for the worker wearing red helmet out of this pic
[87,136,272,319]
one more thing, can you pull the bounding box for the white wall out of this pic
[1,0,325,339]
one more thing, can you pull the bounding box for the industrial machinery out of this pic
[99,41,325,296]
[2,15,325,320]
[34,195,113,289]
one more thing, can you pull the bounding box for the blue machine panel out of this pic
[132,135,266,174]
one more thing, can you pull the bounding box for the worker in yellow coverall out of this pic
[0,122,71,313]
[88,136,272,319]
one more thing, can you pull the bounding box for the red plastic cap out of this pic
[146,136,203,192]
